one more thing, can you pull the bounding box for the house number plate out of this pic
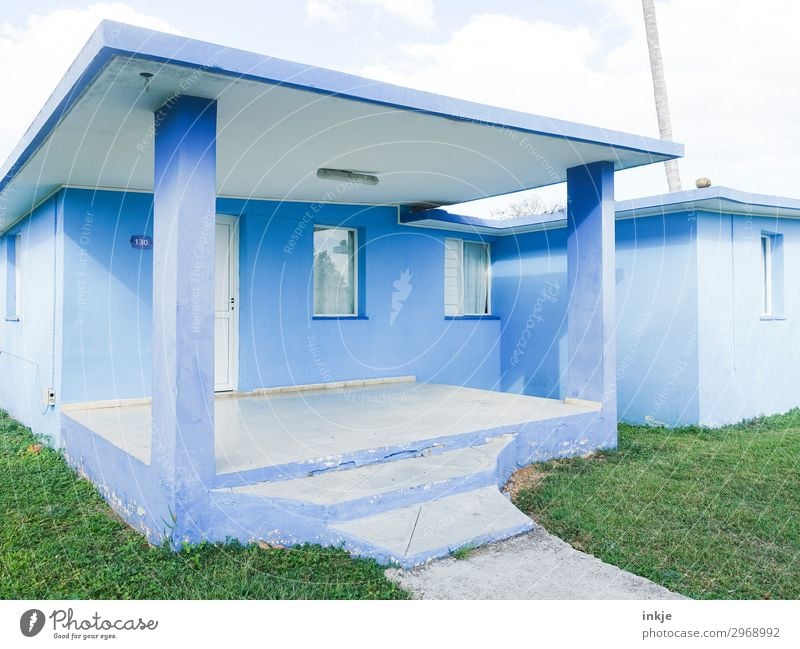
[130,235,153,250]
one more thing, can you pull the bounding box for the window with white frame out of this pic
[313,226,357,316]
[760,232,785,318]
[5,234,21,320]
[761,234,773,316]
[444,238,490,316]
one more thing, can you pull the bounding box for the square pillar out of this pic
[565,161,616,418]
[151,95,217,544]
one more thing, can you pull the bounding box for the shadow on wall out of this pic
[495,267,568,400]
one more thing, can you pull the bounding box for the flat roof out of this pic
[615,186,800,219]
[400,208,569,235]
[0,20,682,233]
[401,186,800,236]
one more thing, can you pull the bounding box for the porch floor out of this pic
[62,382,595,475]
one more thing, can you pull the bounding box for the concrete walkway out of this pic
[385,527,687,600]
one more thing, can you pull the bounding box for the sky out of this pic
[1,0,798,215]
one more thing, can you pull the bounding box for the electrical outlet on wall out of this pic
[43,388,56,407]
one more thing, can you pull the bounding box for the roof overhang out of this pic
[0,20,683,233]
[401,186,800,236]
[400,208,568,236]
[615,186,800,220]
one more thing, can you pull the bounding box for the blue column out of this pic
[151,95,217,544]
[565,161,616,417]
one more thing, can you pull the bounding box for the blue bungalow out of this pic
[615,188,800,427]
[0,21,690,565]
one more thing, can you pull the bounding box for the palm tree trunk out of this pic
[642,0,682,192]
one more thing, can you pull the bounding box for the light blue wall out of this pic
[48,189,800,427]
[696,213,800,426]
[615,213,699,426]
[493,228,568,399]
[492,214,700,426]
[61,189,153,403]
[0,197,62,441]
[58,189,500,402]
[226,198,501,391]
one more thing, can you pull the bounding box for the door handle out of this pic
[230,297,235,311]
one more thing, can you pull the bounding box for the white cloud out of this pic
[357,1,800,207]
[0,3,178,161]
[306,0,435,29]
[306,0,342,25]
[362,13,652,129]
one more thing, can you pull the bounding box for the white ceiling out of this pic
[1,54,676,223]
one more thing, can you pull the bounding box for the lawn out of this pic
[0,410,407,599]
[513,410,800,599]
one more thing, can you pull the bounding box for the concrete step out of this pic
[221,435,515,519]
[330,485,534,567]
[213,422,518,488]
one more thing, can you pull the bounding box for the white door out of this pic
[215,215,239,391]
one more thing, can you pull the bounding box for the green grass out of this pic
[0,410,407,599]
[514,411,800,599]
[451,544,477,560]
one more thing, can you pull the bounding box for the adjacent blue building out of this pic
[0,21,792,563]
[408,186,800,428]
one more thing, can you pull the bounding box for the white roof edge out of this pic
[401,186,800,236]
